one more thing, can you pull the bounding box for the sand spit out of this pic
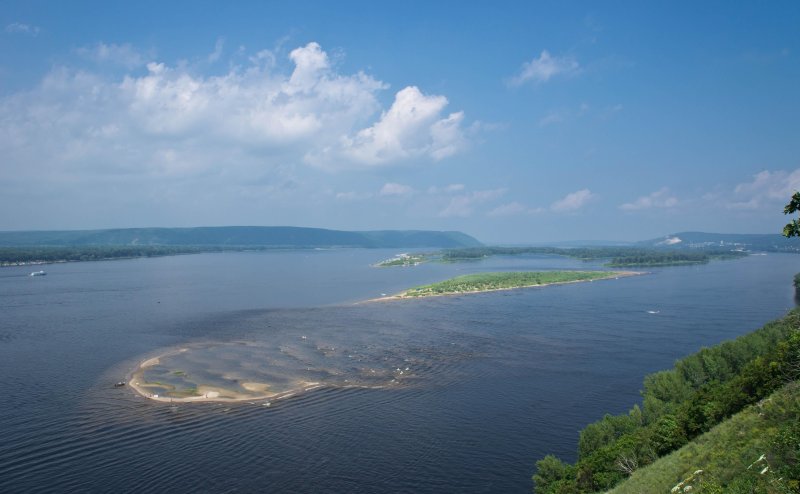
[361,270,645,303]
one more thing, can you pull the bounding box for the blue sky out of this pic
[1,1,799,242]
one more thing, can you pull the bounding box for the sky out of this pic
[1,1,799,243]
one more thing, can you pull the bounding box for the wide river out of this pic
[1,250,798,493]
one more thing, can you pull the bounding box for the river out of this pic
[1,250,798,492]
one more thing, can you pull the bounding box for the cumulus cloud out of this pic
[439,188,506,218]
[619,187,678,211]
[427,183,465,194]
[335,191,373,201]
[538,111,567,127]
[5,22,40,36]
[379,182,414,197]
[487,202,544,217]
[208,37,225,63]
[328,86,467,166]
[76,42,148,68]
[726,169,800,209]
[509,50,579,86]
[0,41,470,193]
[550,189,594,213]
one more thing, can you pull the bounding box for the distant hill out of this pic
[639,231,800,253]
[0,226,482,249]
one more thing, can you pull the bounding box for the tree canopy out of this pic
[783,191,800,237]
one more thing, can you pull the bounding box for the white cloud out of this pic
[379,182,414,197]
[538,111,566,127]
[509,50,579,86]
[335,191,372,201]
[5,22,40,36]
[427,183,465,194]
[0,41,470,189]
[727,169,800,209]
[329,86,468,167]
[550,189,594,213]
[76,42,148,68]
[439,188,506,218]
[208,38,225,63]
[487,202,544,217]
[620,187,678,211]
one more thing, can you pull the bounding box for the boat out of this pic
[29,270,46,277]
[114,381,126,388]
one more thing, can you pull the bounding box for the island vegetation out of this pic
[532,308,800,493]
[396,271,633,298]
[440,246,747,267]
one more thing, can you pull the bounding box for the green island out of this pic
[373,246,749,270]
[388,271,635,299]
[440,246,748,267]
[533,306,800,494]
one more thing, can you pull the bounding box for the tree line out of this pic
[0,245,239,265]
[440,246,746,267]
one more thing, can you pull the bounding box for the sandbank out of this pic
[362,270,644,303]
[127,368,325,404]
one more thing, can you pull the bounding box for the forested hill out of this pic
[640,231,800,252]
[0,227,481,249]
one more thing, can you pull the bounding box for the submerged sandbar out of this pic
[369,270,642,301]
[126,339,421,404]
[127,271,640,404]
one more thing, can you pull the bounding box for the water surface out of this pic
[1,250,798,492]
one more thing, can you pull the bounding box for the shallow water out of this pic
[1,250,799,492]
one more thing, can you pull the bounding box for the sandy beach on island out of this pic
[126,367,326,404]
[361,270,645,303]
[124,346,330,404]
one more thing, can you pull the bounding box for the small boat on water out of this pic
[29,270,46,277]
[114,381,126,388]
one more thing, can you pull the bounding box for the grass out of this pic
[401,271,622,297]
[169,386,201,398]
[609,382,800,494]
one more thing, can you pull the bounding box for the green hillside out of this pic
[610,382,799,493]
[533,309,800,494]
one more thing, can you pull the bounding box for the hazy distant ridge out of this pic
[639,231,800,252]
[0,226,482,249]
